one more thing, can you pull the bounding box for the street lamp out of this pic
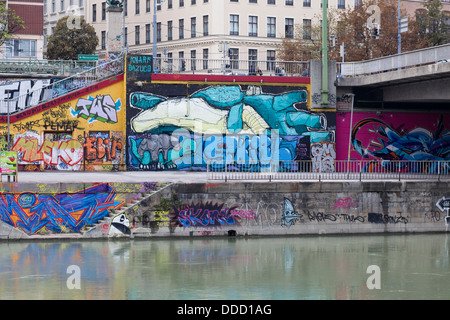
[346,93,355,177]
[153,0,165,64]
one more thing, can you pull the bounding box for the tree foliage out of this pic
[46,16,99,60]
[416,0,450,46]
[277,0,437,62]
[0,2,24,47]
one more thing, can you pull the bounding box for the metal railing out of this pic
[0,55,124,116]
[337,43,450,77]
[207,160,450,181]
[152,57,310,77]
[0,58,98,76]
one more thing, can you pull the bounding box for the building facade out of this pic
[0,0,44,59]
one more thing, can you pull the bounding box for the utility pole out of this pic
[321,0,329,108]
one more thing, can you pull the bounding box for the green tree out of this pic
[46,16,99,60]
[0,2,24,47]
[416,0,450,46]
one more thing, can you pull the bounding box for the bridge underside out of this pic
[336,62,450,111]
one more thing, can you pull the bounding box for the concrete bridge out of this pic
[335,43,450,111]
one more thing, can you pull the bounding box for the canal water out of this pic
[0,233,449,300]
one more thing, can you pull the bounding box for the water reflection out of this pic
[0,234,449,300]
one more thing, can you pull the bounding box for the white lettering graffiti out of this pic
[75,95,119,123]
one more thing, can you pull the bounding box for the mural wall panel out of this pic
[336,112,450,163]
[1,76,126,171]
[126,77,335,171]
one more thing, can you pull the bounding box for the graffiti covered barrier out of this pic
[126,80,336,171]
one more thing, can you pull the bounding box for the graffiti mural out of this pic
[72,94,121,124]
[172,202,241,228]
[127,83,335,171]
[337,112,450,162]
[0,184,122,234]
[108,212,131,236]
[0,76,126,171]
[281,198,303,228]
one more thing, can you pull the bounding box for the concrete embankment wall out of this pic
[0,180,449,240]
[157,181,450,237]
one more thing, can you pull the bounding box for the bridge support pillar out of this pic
[310,59,337,110]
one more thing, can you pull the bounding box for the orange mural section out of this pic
[6,77,125,171]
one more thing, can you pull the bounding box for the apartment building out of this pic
[43,0,86,47]
[1,0,44,59]
[85,0,355,63]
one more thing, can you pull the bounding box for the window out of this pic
[6,39,37,58]
[102,2,106,20]
[101,31,106,49]
[229,48,239,69]
[191,0,196,4]
[249,16,258,36]
[285,0,293,5]
[124,27,128,46]
[191,17,196,38]
[157,22,161,42]
[168,0,172,8]
[136,0,140,14]
[179,51,185,71]
[168,21,173,40]
[190,50,196,70]
[267,0,275,4]
[267,17,276,37]
[180,0,184,6]
[303,0,310,7]
[338,0,345,9]
[146,0,150,12]
[52,0,55,12]
[92,4,96,22]
[303,19,311,39]
[249,0,257,3]
[248,49,257,71]
[179,19,184,39]
[285,18,294,38]
[60,0,64,11]
[203,48,208,69]
[146,24,151,43]
[267,50,275,71]
[135,26,140,44]
[230,14,239,35]
[203,15,209,36]
[79,0,83,7]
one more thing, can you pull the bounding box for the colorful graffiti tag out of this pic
[127,84,335,171]
[172,202,241,228]
[337,112,450,161]
[0,184,122,234]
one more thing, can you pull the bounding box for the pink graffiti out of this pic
[334,198,358,211]
[230,209,256,220]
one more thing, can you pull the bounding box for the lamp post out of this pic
[321,0,329,108]
[346,93,355,177]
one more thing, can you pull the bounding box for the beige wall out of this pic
[86,0,450,62]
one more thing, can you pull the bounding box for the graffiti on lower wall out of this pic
[0,184,123,234]
[127,84,335,171]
